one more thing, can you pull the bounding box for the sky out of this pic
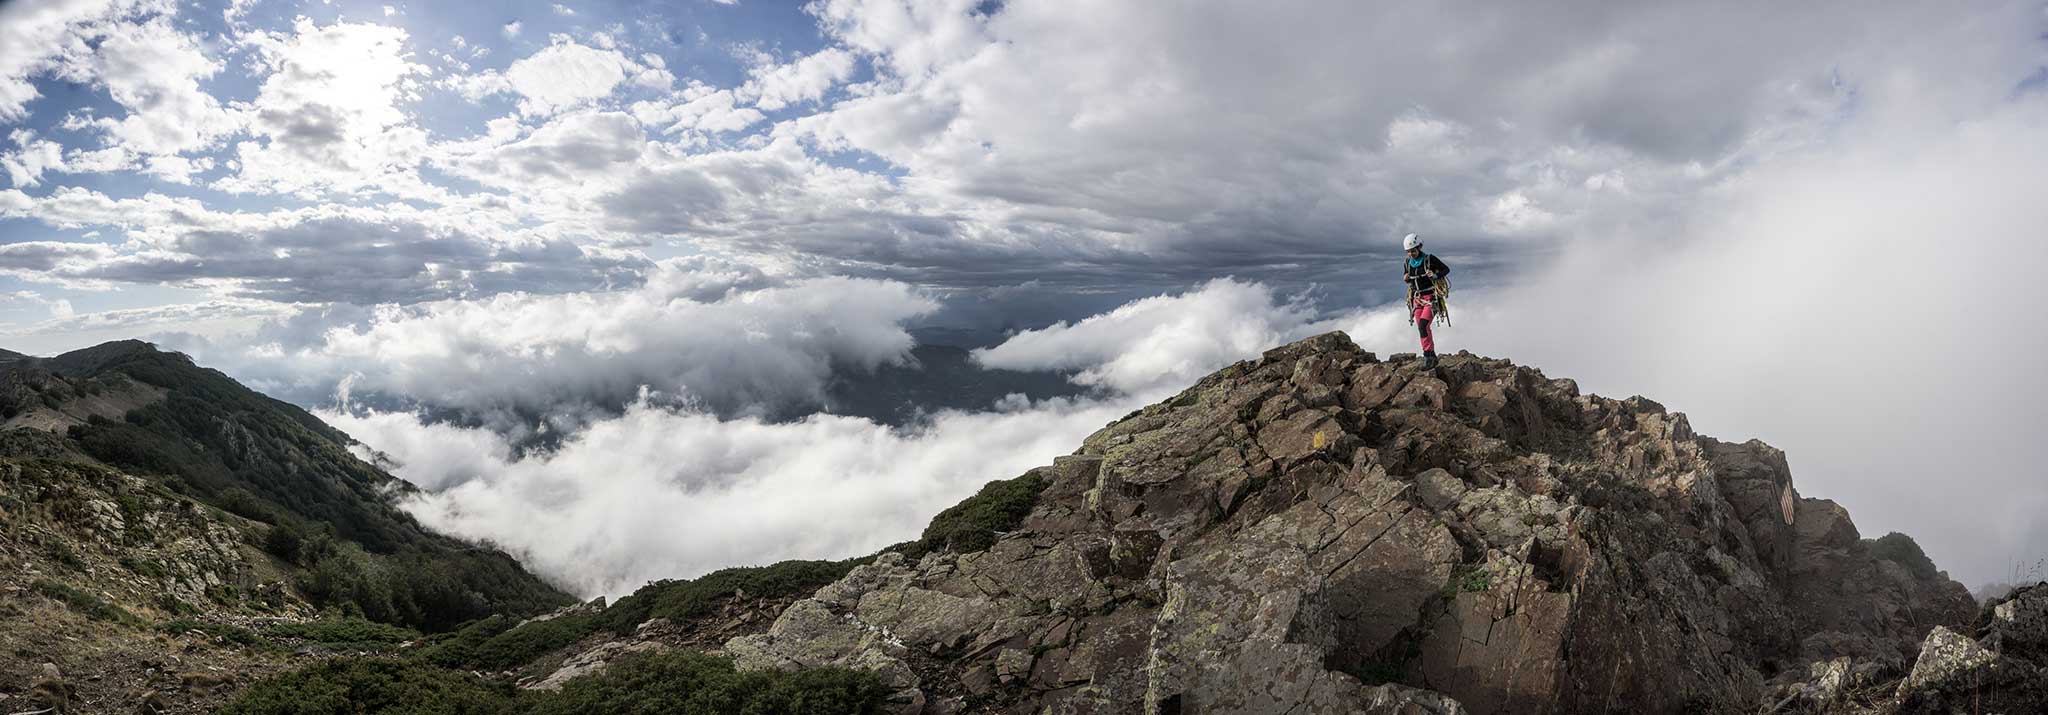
[1,0,2045,597]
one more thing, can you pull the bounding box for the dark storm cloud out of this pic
[35,215,651,304]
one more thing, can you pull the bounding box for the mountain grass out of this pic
[31,579,141,626]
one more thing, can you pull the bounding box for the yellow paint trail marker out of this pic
[1313,430,1326,450]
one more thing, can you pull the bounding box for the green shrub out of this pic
[599,559,861,636]
[121,555,168,579]
[46,541,86,570]
[216,487,277,524]
[1458,565,1489,593]
[1870,532,1939,581]
[161,619,267,647]
[219,658,515,715]
[525,651,887,715]
[413,615,517,669]
[266,617,420,646]
[288,546,561,634]
[30,579,140,625]
[414,610,606,671]
[263,522,308,563]
[157,593,201,617]
[902,471,1046,559]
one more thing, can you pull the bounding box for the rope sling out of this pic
[1406,261,1451,327]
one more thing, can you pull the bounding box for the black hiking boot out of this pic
[1422,351,1438,369]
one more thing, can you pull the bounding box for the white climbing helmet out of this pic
[1402,233,1422,251]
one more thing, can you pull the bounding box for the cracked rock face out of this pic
[1876,584,2048,715]
[726,332,1978,714]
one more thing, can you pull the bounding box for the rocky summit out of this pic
[708,332,2020,714]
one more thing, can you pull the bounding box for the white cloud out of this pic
[743,47,856,111]
[176,269,935,428]
[2,186,649,303]
[220,19,431,197]
[0,0,137,122]
[974,278,1325,398]
[552,4,575,16]
[0,298,295,355]
[0,5,240,165]
[632,85,764,135]
[63,145,133,174]
[84,16,240,157]
[502,20,522,39]
[2,130,66,187]
[141,154,214,184]
[224,0,260,24]
[438,110,646,191]
[784,0,2039,270]
[1481,191,1555,235]
[328,391,1133,598]
[0,290,74,321]
[502,40,646,115]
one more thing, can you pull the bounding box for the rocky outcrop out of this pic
[1765,582,2048,714]
[724,333,1981,714]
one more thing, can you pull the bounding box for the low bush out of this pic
[417,612,595,671]
[161,619,267,647]
[601,559,861,636]
[218,658,515,715]
[525,650,887,715]
[1870,532,1939,581]
[266,616,421,646]
[900,471,1046,559]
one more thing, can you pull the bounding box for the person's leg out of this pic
[1414,297,1435,352]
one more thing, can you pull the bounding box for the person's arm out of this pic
[1429,255,1450,278]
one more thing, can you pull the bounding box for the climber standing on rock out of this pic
[1402,233,1451,369]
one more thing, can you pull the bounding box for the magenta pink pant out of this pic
[1411,294,1435,352]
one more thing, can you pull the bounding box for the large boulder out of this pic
[728,333,1980,714]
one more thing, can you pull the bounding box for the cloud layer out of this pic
[162,264,939,437]
[327,394,1135,598]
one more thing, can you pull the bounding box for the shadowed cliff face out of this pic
[713,332,1977,714]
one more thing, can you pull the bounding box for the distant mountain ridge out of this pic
[1,340,569,615]
[1,339,575,711]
